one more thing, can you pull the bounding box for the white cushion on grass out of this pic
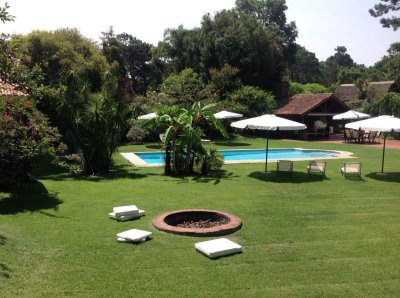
[109,210,145,221]
[195,238,242,258]
[113,205,139,217]
[116,229,152,243]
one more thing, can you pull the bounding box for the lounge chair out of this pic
[341,162,361,178]
[307,160,326,176]
[277,160,293,175]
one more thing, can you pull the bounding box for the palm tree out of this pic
[181,102,227,174]
[142,102,227,176]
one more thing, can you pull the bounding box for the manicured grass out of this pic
[1,137,400,297]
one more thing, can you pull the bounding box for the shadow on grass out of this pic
[248,171,331,183]
[192,170,239,185]
[365,172,400,183]
[0,235,10,279]
[145,144,163,150]
[35,159,149,182]
[213,142,251,147]
[0,181,62,215]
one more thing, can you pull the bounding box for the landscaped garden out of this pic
[1,136,399,297]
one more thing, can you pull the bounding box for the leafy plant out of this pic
[0,97,60,185]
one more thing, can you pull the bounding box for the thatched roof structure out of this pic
[334,81,395,104]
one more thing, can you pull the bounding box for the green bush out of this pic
[194,148,224,175]
[227,85,277,117]
[126,125,147,144]
[0,97,59,185]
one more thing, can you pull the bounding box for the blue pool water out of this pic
[134,149,340,165]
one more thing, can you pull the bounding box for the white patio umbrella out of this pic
[345,115,400,174]
[138,112,157,120]
[333,110,370,120]
[214,110,243,120]
[231,114,307,172]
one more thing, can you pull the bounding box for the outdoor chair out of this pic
[307,160,326,176]
[344,129,352,143]
[341,162,361,178]
[375,131,381,143]
[350,130,362,143]
[276,160,293,175]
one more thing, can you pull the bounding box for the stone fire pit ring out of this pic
[152,209,242,237]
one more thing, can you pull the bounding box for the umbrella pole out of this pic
[380,133,387,174]
[265,132,269,172]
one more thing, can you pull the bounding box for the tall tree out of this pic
[369,0,400,31]
[101,28,163,97]
[17,29,128,174]
[289,44,321,83]
[200,9,283,90]
[320,46,355,86]
[235,0,298,70]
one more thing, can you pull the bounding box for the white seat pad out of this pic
[113,205,139,217]
[195,238,242,258]
[116,229,152,243]
[109,210,145,221]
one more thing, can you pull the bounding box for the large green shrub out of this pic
[0,97,59,185]
[227,85,277,117]
[364,92,400,117]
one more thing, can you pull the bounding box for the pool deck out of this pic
[121,148,355,168]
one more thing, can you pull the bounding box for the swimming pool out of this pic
[121,148,352,167]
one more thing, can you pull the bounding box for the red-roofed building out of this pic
[277,93,349,139]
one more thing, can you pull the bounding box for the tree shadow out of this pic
[365,172,400,183]
[145,144,163,150]
[214,141,251,147]
[248,171,331,183]
[0,235,10,279]
[0,181,62,215]
[34,159,149,182]
[192,170,239,185]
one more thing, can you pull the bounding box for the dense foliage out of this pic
[364,92,400,117]
[0,97,59,185]
[288,82,329,96]
[14,29,129,175]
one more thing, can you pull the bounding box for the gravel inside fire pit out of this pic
[176,218,228,229]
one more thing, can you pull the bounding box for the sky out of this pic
[2,0,399,66]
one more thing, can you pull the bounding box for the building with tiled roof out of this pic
[277,93,349,139]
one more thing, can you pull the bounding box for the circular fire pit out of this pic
[152,209,242,237]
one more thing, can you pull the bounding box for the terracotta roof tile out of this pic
[277,93,336,116]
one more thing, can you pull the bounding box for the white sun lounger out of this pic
[195,238,242,258]
[116,229,152,243]
[109,210,145,221]
[112,205,139,217]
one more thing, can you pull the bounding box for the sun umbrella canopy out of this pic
[231,114,307,131]
[231,115,307,172]
[138,112,157,120]
[345,115,400,132]
[214,110,243,120]
[345,115,400,174]
[333,110,370,120]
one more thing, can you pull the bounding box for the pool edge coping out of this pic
[121,148,355,168]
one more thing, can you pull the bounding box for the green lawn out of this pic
[1,137,400,297]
